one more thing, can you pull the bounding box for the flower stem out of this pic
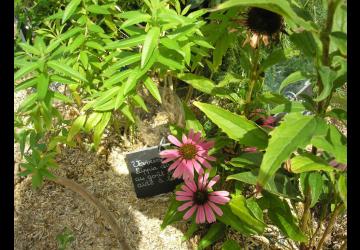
[245,47,260,117]
[316,203,345,250]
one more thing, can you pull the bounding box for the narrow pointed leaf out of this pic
[141,27,160,68]
[194,102,268,149]
[48,61,87,82]
[62,0,81,23]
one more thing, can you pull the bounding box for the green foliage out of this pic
[14,0,347,249]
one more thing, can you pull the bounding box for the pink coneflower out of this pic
[160,129,216,180]
[176,173,230,224]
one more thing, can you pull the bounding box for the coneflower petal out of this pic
[196,205,206,224]
[208,201,223,216]
[168,158,183,172]
[210,191,230,197]
[208,195,230,205]
[183,205,197,220]
[159,149,180,158]
[207,175,220,189]
[168,135,182,147]
[204,203,216,223]
[178,201,194,212]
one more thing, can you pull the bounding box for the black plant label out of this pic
[125,146,182,198]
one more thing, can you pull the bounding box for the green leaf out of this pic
[132,95,148,112]
[123,68,143,96]
[271,101,307,113]
[53,92,72,103]
[198,223,226,250]
[36,73,49,100]
[120,14,151,28]
[330,32,347,55]
[85,41,105,51]
[161,195,185,229]
[300,172,324,208]
[160,38,185,57]
[337,173,347,208]
[84,112,103,132]
[18,93,37,112]
[85,86,120,111]
[279,71,308,93]
[222,239,241,250]
[87,4,111,14]
[311,124,347,164]
[177,73,215,95]
[229,195,265,234]
[193,102,268,149]
[143,77,162,103]
[193,38,214,49]
[32,170,44,188]
[289,31,319,58]
[213,32,231,70]
[188,9,208,19]
[48,61,87,82]
[104,54,141,75]
[79,51,88,68]
[157,53,184,70]
[214,0,315,31]
[246,197,264,222]
[326,108,347,121]
[105,34,146,50]
[260,48,286,71]
[120,104,135,123]
[15,77,37,92]
[141,27,160,68]
[227,170,300,199]
[58,27,82,41]
[217,205,258,235]
[290,153,335,173]
[183,103,204,135]
[104,69,132,87]
[93,112,111,148]
[14,62,39,81]
[258,92,290,105]
[67,115,86,142]
[177,73,237,100]
[260,192,308,242]
[67,34,85,53]
[62,0,81,23]
[45,39,63,54]
[257,113,323,186]
[315,66,337,102]
[18,42,41,56]
[229,152,263,168]
[50,75,78,85]
[182,221,199,241]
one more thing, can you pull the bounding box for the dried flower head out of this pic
[237,7,285,48]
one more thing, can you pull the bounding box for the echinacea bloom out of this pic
[176,173,230,224]
[160,130,216,180]
[234,7,285,48]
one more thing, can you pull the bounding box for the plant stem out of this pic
[185,86,193,104]
[317,0,339,115]
[316,203,345,250]
[51,176,130,250]
[245,47,260,117]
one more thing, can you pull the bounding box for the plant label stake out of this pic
[125,139,182,198]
